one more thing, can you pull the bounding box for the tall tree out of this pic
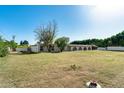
[34,20,57,51]
[70,30,124,47]
[20,41,23,45]
[23,40,29,45]
[9,35,17,51]
[12,35,16,41]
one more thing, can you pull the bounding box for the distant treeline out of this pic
[70,31,124,47]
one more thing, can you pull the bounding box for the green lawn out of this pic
[0,50,124,88]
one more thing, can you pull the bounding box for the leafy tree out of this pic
[20,40,23,45]
[71,39,105,47]
[23,40,29,45]
[55,37,69,52]
[108,40,112,46]
[9,40,17,50]
[34,20,57,51]
[8,35,17,51]
[0,35,8,57]
[12,35,16,41]
[0,42,8,57]
[70,30,124,47]
[20,40,29,45]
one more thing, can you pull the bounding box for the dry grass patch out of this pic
[0,51,124,87]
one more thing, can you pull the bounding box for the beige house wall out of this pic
[16,44,97,53]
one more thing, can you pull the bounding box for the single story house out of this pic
[65,44,97,51]
[16,44,97,53]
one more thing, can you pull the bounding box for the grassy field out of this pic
[0,50,124,88]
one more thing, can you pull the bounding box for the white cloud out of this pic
[79,5,124,39]
[90,5,124,23]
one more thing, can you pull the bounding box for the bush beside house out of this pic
[0,42,9,57]
[55,37,69,52]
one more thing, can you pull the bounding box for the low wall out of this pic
[107,47,124,51]
[31,45,40,53]
[97,47,106,50]
[16,48,28,52]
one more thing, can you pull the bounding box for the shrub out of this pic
[55,37,69,52]
[70,64,81,71]
[0,42,8,57]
